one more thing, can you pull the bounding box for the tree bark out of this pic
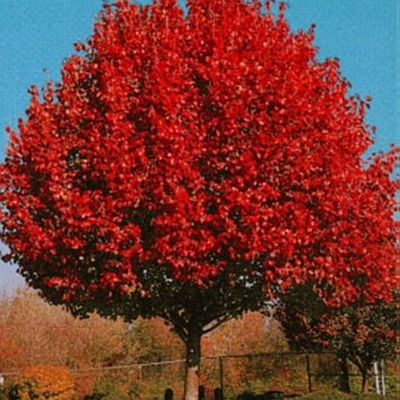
[337,357,350,393]
[361,371,369,394]
[184,325,202,400]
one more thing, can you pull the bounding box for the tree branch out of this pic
[159,310,188,341]
[202,314,233,334]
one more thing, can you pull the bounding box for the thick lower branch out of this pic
[159,310,189,341]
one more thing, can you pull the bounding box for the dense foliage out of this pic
[0,0,395,395]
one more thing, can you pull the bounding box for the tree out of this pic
[275,284,397,394]
[0,1,396,397]
[0,288,126,370]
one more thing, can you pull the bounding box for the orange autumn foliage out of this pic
[203,312,285,357]
[14,365,75,399]
[0,288,126,369]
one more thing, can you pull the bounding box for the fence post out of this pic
[305,354,312,393]
[164,388,174,400]
[381,360,386,397]
[373,361,381,395]
[218,356,224,398]
[214,387,223,400]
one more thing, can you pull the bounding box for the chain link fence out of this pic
[1,352,398,399]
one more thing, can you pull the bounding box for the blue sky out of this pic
[0,0,398,294]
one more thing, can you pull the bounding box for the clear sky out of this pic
[0,0,398,294]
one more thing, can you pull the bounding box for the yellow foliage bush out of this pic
[15,365,75,399]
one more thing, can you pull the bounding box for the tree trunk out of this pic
[184,325,201,400]
[361,371,369,394]
[337,357,350,393]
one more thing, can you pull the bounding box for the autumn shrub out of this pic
[85,376,123,400]
[11,365,75,400]
[0,383,11,399]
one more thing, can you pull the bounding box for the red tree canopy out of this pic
[0,0,396,319]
